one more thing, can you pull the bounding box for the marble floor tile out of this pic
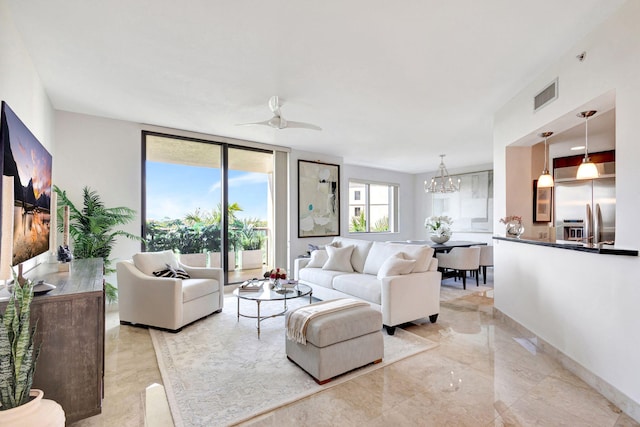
[70,271,639,427]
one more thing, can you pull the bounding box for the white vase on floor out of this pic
[0,389,65,427]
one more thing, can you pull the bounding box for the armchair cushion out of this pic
[133,250,178,276]
[182,278,220,303]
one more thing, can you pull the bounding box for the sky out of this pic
[4,102,52,200]
[145,162,268,222]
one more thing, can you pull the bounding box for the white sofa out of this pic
[117,250,224,332]
[294,237,441,334]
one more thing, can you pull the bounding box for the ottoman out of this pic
[285,301,383,384]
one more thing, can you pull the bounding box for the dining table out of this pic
[393,240,487,253]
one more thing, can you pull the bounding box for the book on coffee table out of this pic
[238,281,263,292]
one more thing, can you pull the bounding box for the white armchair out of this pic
[116,250,223,332]
[436,247,481,290]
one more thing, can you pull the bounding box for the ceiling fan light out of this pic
[537,172,554,188]
[576,159,599,179]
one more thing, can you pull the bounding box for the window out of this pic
[142,132,285,285]
[348,180,398,233]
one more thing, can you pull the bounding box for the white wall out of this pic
[493,0,640,419]
[0,1,55,272]
[54,111,142,284]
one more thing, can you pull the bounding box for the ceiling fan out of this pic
[239,96,322,131]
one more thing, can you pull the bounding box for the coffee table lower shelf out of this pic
[233,283,313,338]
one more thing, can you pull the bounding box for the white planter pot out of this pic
[240,249,263,270]
[0,389,65,426]
[179,253,207,267]
[209,251,236,271]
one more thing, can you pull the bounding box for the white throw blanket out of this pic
[286,298,368,345]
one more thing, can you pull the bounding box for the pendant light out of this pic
[576,110,599,179]
[424,154,460,193]
[537,131,554,188]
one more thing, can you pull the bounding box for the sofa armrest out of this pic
[116,260,183,329]
[380,271,441,327]
[294,257,311,280]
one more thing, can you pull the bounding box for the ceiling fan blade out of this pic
[268,96,281,115]
[236,120,272,127]
[237,116,286,129]
[285,121,322,131]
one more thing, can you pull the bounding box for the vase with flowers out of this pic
[425,215,453,244]
[265,267,287,290]
[500,215,524,237]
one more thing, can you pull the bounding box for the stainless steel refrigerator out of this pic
[554,177,615,244]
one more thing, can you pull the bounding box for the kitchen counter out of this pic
[492,235,638,256]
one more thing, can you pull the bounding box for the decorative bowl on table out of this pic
[430,234,451,244]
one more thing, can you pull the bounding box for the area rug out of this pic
[150,296,438,427]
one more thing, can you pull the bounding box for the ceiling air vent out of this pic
[534,78,558,112]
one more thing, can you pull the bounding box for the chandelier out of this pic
[424,154,460,193]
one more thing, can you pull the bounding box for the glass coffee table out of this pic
[233,281,313,338]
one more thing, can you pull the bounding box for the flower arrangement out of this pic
[424,215,453,237]
[499,215,522,224]
[264,267,287,280]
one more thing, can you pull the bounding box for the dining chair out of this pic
[475,245,493,284]
[436,247,481,290]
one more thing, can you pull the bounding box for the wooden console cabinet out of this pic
[0,258,105,423]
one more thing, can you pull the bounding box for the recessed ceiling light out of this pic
[571,145,585,151]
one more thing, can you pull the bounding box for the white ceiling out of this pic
[6,0,626,173]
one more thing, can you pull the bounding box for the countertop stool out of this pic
[285,301,383,384]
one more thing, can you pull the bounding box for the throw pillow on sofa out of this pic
[363,243,434,275]
[307,249,329,268]
[376,253,416,279]
[387,244,434,273]
[322,245,355,272]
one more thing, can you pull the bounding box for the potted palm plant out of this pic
[0,277,65,425]
[54,186,143,303]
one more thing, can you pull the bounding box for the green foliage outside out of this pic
[146,204,267,254]
[0,276,39,410]
[349,213,389,232]
[350,212,367,232]
[372,216,389,232]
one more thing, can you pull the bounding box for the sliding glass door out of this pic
[143,132,276,285]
